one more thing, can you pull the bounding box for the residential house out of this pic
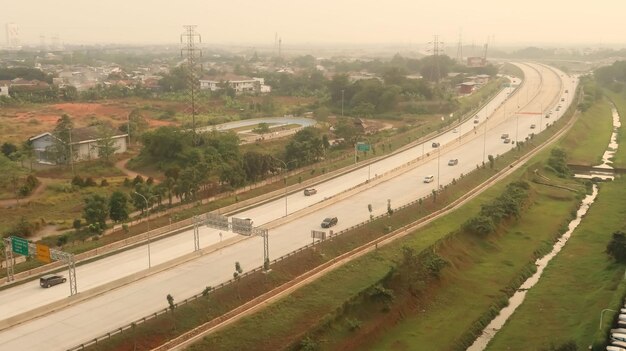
[199,74,270,94]
[29,126,128,164]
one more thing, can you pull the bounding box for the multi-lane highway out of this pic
[0,62,577,351]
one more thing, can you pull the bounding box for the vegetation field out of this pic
[605,90,626,168]
[486,177,626,350]
[559,96,613,165]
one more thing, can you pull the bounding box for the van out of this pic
[423,175,435,183]
[40,274,66,288]
[608,345,626,351]
[612,333,626,342]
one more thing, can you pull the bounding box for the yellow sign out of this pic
[36,243,51,263]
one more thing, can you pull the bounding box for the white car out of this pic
[423,175,435,183]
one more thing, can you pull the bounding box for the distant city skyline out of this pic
[3,0,626,47]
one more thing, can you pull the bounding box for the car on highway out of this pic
[473,119,479,124]
[40,274,66,288]
[503,138,511,144]
[303,188,317,196]
[431,142,440,148]
[530,124,536,129]
[321,217,338,228]
[448,159,458,166]
[423,175,435,183]
[501,133,509,139]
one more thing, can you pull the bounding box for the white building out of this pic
[0,85,8,97]
[199,74,270,94]
[29,126,128,164]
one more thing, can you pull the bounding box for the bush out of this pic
[71,175,85,187]
[100,179,109,187]
[607,231,626,262]
[123,178,131,187]
[84,177,97,187]
[73,218,82,230]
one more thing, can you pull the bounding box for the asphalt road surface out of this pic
[0,62,576,351]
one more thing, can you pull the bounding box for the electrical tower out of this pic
[180,25,202,145]
[278,37,282,58]
[456,32,463,64]
[427,35,444,83]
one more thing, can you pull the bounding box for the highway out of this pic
[0,63,577,351]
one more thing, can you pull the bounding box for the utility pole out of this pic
[341,89,344,117]
[181,25,202,146]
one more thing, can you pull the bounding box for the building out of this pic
[29,126,128,164]
[5,23,20,49]
[0,84,8,97]
[474,74,490,85]
[199,74,270,94]
[457,81,477,95]
[467,57,487,67]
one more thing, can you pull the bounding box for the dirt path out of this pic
[115,158,160,184]
[0,177,53,208]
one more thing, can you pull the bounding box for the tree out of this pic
[52,114,74,164]
[252,122,271,135]
[121,109,149,143]
[607,231,626,263]
[488,154,495,169]
[166,294,175,310]
[1,142,17,159]
[83,194,108,233]
[93,123,120,163]
[463,215,496,235]
[109,191,129,222]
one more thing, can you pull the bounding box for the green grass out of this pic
[605,90,626,168]
[486,178,626,351]
[559,97,613,165]
[368,182,580,351]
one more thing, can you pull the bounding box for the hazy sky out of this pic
[3,0,625,47]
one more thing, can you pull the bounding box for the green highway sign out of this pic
[356,143,370,152]
[11,236,29,256]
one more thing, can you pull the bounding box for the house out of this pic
[457,81,477,95]
[475,74,490,85]
[199,74,270,94]
[0,84,8,97]
[29,126,128,164]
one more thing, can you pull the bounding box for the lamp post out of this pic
[599,309,616,329]
[436,145,441,190]
[341,89,344,117]
[272,157,297,217]
[133,191,158,268]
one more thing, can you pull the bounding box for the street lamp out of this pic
[341,89,344,117]
[133,191,158,268]
[599,308,616,329]
[271,157,297,217]
[436,145,441,190]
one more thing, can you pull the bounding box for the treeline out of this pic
[595,60,626,92]
[136,125,330,199]
[463,181,531,235]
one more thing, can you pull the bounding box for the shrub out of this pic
[84,177,97,187]
[71,175,85,187]
[100,179,109,187]
[607,231,626,262]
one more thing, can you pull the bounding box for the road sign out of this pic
[11,237,29,256]
[36,243,51,263]
[311,230,326,240]
[232,217,253,236]
[356,142,370,152]
[205,213,229,231]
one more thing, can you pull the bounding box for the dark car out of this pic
[304,188,317,196]
[431,142,440,148]
[448,159,458,166]
[40,274,66,288]
[321,217,338,228]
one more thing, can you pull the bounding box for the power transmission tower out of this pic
[456,32,463,64]
[180,25,202,145]
[427,35,444,83]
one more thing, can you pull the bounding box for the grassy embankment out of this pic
[484,91,626,350]
[605,90,626,168]
[559,96,613,166]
